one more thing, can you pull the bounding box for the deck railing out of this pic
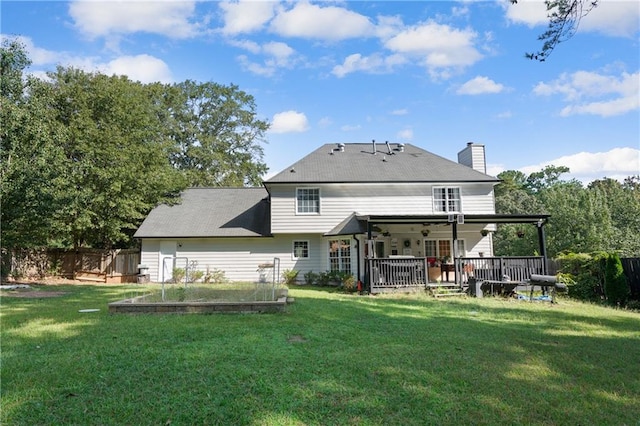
[366,256,546,293]
[367,257,427,293]
[456,256,545,285]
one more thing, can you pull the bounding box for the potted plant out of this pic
[480,229,489,237]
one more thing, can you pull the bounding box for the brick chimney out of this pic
[457,142,486,174]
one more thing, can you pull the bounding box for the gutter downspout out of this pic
[353,234,361,291]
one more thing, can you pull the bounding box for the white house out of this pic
[135,142,549,291]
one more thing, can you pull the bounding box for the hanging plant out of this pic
[480,229,489,237]
[421,229,430,236]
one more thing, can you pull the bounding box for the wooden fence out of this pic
[1,248,140,283]
[622,258,640,299]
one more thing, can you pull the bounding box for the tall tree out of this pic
[46,67,186,248]
[167,80,269,187]
[1,39,68,248]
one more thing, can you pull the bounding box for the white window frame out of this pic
[433,186,462,213]
[292,240,310,260]
[425,238,466,262]
[296,187,320,215]
[328,238,352,273]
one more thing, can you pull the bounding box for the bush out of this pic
[603,253,630,306]
[282,269,299,285]
[203,266,226,284]
[304,271,319,286]
[557,252,604,301]
[188,269,204,283]
[172,267,186,283]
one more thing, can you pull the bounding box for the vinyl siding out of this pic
[140,235,329,282]
[270,182,496,234]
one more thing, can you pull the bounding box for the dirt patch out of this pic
[287,335,308,343]
[1,290,69,298]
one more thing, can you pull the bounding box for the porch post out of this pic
[365,222,372,292]
[537,220,548,274]
[452,221,458,285]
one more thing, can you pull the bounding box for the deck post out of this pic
[537,220,548,274]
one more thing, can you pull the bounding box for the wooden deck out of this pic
[366,256,546,294]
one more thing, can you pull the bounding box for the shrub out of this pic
[188,270,204,283]
[304,271,319,286]
[203,266,226,284]
[556,252,604,301]
[172,267,186,283]
[342,273,356,292]
[603,253,630,306]
[282,269,299,285]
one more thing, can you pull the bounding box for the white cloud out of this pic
[69,1,199,40]
[5,35,172,83]
[219,0,276,35]
[534,70,639,117]
[270,110,309,133]
[504,0,639,38]
[457,76,505,95]
[504,0,548,27]
[340,124,361,131]
[396,128,413,140]
[520,147,640,183]
[236,41,298,77]
[384,21,482,77]
[270,2,375,41]
[100,54,173,83]
[332,53,406,78]
[574,1,639,37]
[318,116,332,127]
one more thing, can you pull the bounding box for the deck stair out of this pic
[427,283,467,298]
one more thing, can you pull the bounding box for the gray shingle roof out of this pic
[134,187,270,238]
[265,143,498,184]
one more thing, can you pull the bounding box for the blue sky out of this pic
[2,0,639,183]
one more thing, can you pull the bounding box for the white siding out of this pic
[457,143,486,173]
[140,239,160,280]
[140,235,328,283]
[271,182,496,234]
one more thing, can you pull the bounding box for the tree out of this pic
[167,80,269,187]
[45,67,186,248]
[1,40,69,249]
[511,0,599,61]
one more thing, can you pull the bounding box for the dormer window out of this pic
[433,187,461,213]
[296,187,320,214]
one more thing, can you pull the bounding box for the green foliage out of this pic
[1,43,269,251]
[603,253,630,306]
[495,166,640,258]
[557,251,633,306]
[167,80,269,187]
[188,270,204,283]
[202,267,227,284]
[341,273,356,292]
[172,267,186,284]
[281,269,299,285]
[304,270,319,285]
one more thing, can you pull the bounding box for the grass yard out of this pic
[1,284,639,425]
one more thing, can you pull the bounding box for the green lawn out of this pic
[1,284,639,425]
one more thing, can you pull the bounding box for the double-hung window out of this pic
[292,241,309,260]
[433,187,461,213]
[296,188,320,214]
